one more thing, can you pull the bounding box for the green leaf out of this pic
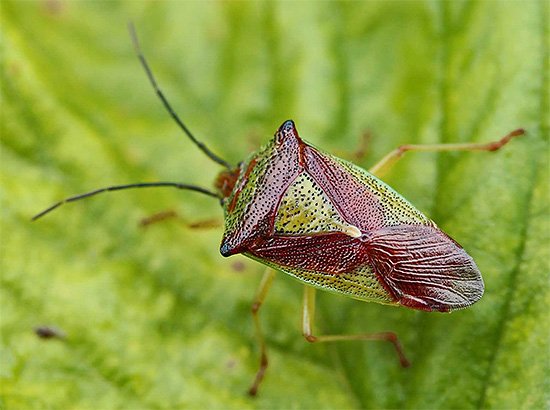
[1,1,548,408]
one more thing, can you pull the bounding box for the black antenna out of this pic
[32,24,233,221]
[128,22,231,169]
[32,182,221,221]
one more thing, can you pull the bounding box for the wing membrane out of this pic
[250,233,365,274]
[366,225,484,312]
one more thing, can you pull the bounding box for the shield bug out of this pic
[33,24,525,396]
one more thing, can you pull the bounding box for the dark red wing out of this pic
[303,146,385,232]
[249,232,366,274]
[365,224,484,312]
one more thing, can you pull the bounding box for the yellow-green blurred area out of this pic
[1,1,548,408]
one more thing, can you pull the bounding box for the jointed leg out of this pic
[368,128,525,177]
[302,286,410,367]
[138,210,221,229]
[139,210,179,227]
[248,268,276,396]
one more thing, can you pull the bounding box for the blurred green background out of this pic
[1,1,548,409]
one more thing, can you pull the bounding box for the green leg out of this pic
[139,210,179,227]
[139,210,221,229]
[302,286,410,367]
[368,128,525,177]
[248,268,277,396]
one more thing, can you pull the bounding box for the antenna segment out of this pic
[128,23,231,169]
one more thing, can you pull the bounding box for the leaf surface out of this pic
[1,1,548,408]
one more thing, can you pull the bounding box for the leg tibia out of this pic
[248,268,276,396]
[368,128,525,177]
[302,286,410,367]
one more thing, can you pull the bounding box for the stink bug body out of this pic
[218,119,483,313]
[33,25,525,396]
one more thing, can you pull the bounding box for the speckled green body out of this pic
[218,121,483,312]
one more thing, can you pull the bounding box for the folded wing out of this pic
[365,224,484,312]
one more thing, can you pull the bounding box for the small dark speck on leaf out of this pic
[34,325,66,340]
